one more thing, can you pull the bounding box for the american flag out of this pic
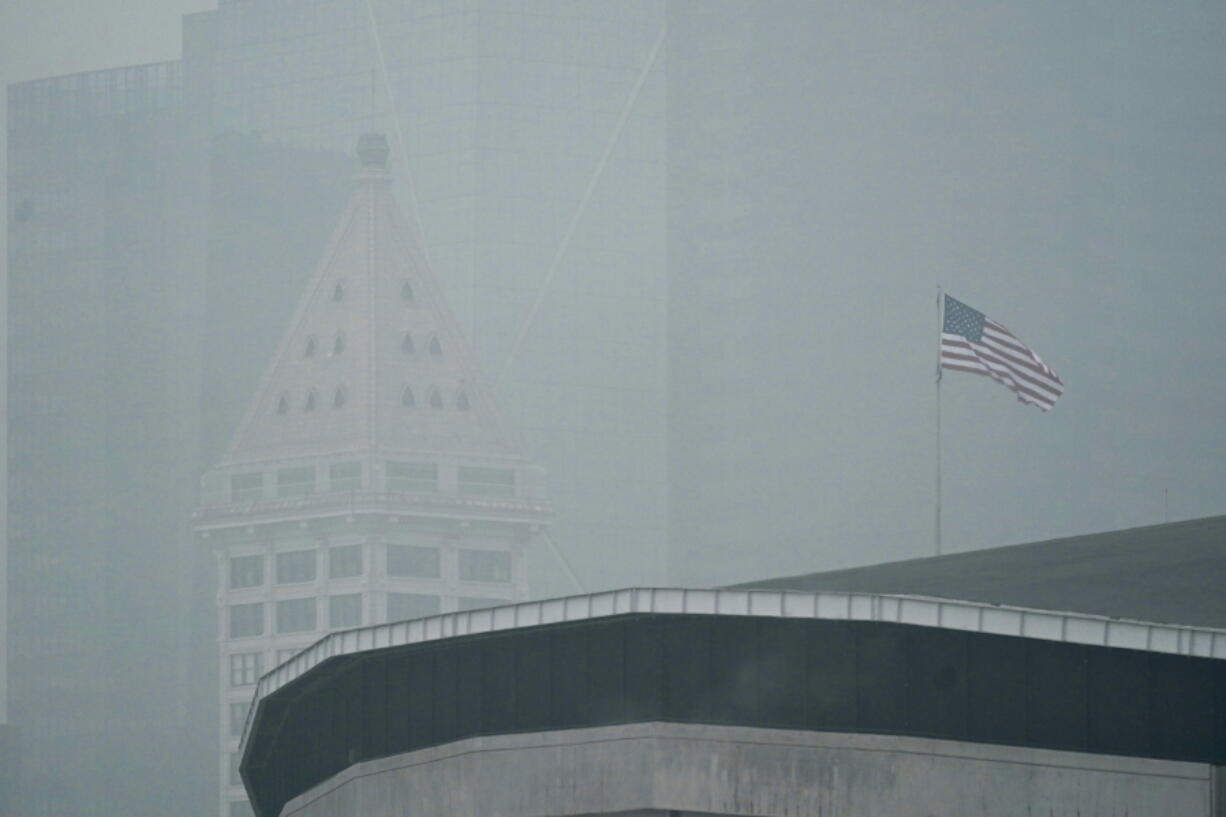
[941,294,1064,411]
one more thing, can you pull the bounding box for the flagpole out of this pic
[935,285,943,557]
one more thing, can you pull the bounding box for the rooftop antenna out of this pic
[495,20,667,391]
[369,67,377,128]
[363,0,431,263]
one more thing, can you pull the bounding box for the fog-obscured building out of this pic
[196,135,550,817]
[10,4,664,815]
[184,0,668,598]
[5,62,204,817]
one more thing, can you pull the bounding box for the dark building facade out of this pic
[5,57,377,817]
[5,62,202,817]
[238,586,1226,817]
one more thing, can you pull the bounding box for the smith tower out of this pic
[194,134,550,817]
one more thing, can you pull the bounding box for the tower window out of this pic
[329,461,360,491]
[328,544,363,579]
[276,550,316,584]
[333,386,346,409]
[228,603,264,639]
[304,389,317,412]
[401,385,415,407]
[276,466,315,497]
[230,473,263,503]
[386,461,437,493]
[229,652,263,687]
[458,466,515,498]
[332,334,345,355]
[459,549,512,583]
[429,388,443,409]
[328,594,362,629]
[386,544,440,578]
[458,597,506,612]
[401,332,415,354]
[276,598,317,634]
[332,282,344,301]
[387,593,440,621]
[304,336,317,358]
[229,701,251,737]
[429,336,442,356]
[456,390,470,411]
[276,393,289,415]
[400,281,414,302]
[229,554,264,589]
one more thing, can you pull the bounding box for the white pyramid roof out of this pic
[222,135,518,466]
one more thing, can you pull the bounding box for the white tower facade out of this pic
[194,135,550,817]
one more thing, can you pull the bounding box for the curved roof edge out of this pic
[241,586,1226,750]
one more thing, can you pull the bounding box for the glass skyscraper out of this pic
[6,61,204,817]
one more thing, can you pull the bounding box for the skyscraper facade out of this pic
[5,61,203,817]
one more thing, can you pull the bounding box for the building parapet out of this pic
[241,585,1226,750]
[194,489,550,529]
[7,61,180,127]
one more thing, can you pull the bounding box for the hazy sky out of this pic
[0,2,209,85]
[5,2,1226,579]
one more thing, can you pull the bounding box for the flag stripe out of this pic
[982,321,1032,353]
[970,356,1057,407]
[979,334,1055,379]
[946,342,1062,406]
[981,330,1060,380]
[944,363,992,378]
[983,322,1055,365]
[941,357,990,375]
[940,295,1063,412]
[968,346,1062,399]
[984,320,1040,354]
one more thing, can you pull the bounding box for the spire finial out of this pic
[356,132,390,170]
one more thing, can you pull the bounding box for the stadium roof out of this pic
[734,514,1226,629]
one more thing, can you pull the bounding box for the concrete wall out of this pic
[280,722,1213,817]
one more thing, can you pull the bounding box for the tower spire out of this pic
[356,131,390,172]
[220,133,516,466]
